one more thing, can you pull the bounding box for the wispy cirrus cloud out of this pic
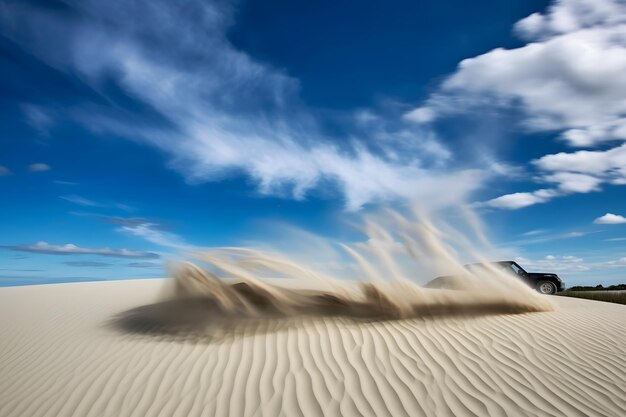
[63,261,110,267]
[60,195,100,207]
[0,165,11,176]
[0,0,491,210]
[2,242,159,259]
[127,262,160,268]
[522,229,547,237]
[116,221,193,251]
[21,104,54,135]
[72,214,191,252]
[516,255,590,273]
[27,163,51,172]
[605,257,626,267]
[516,253,626,275]
[103,216,170,230]
[60,195,134,212]
[506,229,592,247]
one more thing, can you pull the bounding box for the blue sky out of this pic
[2,0,626,286]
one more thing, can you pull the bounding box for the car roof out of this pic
[464,261,514,268]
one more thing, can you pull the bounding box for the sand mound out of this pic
[1,279,625,417]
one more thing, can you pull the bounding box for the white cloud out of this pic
[516,254,590,272]
[3,241,159,258]
[562,231,585,238]
[0,165,11,176]
[523,229,547,236]
[60,195,100,207]
[412,0,626,146]
[21,104,54,135]
[488,143,626,209]
[605,257,626,267]
[60,195,134,212]
[514,0,626,40]
[520,253,626,273]
[117,222,193,251]
[406,0,626,209]
[534,143,626,184]
[63,261,110,267]
[403,107,436,123]
[514,230,589,246]
[543,172,601,193]
[482,189,558,209]
[0,0,489,211]
[27,163,51,172]
[594,213,626,224]
[127,262,160,268]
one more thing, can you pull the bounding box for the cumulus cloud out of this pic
[0,0,489,210]
[27,163,51,172]
[493,143,626,209]
[2,242,160,258]
[543,172,602,193]
[0,165,11,176]
[535,143,626,185]
[482,189,558,209]
[406,0,626,209]
[412,0,626,146]
[514,0,626,42]
[594,213,626,224]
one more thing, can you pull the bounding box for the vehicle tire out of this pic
[536,280,557,295]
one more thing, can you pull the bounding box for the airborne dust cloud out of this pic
[164,206,553,323]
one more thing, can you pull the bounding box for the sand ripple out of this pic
[1,279,625,417]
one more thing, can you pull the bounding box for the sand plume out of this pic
[161,207,553,327]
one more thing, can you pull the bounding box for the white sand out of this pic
[1,279,625,417]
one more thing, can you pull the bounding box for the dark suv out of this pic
[429,261,566,295]
[468,261,565,294]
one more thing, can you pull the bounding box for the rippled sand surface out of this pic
[1,279,625,417]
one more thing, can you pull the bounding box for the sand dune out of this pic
[1,278,625,417]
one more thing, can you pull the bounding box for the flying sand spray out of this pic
[165,205,553,321]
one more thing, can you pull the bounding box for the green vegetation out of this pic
[566,284,626,291]
[558,290,626,305]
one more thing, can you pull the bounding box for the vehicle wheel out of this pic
[536,280,557,295]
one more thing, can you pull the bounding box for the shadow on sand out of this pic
[110,291,544,344]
